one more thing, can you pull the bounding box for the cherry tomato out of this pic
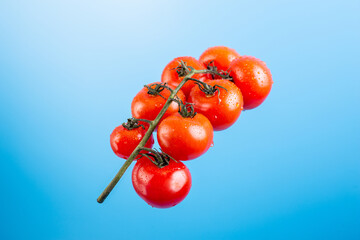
[157,113,213,161]
[132,156,192,208]
[131,82,185,122]
[188,80,243,131]
[161,56,206,97]
[110,125,154,159]
[199,46,240,78]
[229,56,273,110]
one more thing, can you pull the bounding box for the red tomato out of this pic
[110,125,154,159]
[188,80,243,131]
[132,156,192,208]
[199,46,240,78]
[131,82,185,122]
[157,113,213,160]
[161,56,206,97]
[229,56,273,110]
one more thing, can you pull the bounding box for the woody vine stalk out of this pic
[97,61,228,203]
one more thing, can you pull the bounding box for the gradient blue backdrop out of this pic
[1,0,359,239]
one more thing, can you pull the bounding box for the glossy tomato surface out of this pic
[229,56,273,110]
[157,113,213,161]
[132,157,192,208]
[110,125,154,159]
[161,56,206,97]
[188,80,243,131]
[199,46,240,78]
[131,82,185,121]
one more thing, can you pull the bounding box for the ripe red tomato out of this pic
[132,156,192,208]
[131,82,186,122]
[157,113,213,160]
[188,80,243,131]
[229,56,273,110]
[199,46,240,78]
[110,125,154,159]
[161,56,206,97]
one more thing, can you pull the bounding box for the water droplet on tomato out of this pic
[210,141,214,147]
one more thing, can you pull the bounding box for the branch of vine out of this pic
[97,61,226,204]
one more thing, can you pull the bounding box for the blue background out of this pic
[1,0,359,239]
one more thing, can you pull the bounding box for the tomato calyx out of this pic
[171,60,193,77]
[144,83,173,99]
[206,61,232,80]
[122,118,152,130]
[174,98,197,118]
[188,78,228,103]
[140,147,176,168]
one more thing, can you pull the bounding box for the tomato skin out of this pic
[161,56,206,97]
[229,56,273,110]
[188,80,243,131]
[132,157,192,208]
[110,125,154,159]
[199,46,240,78]
[157,113,214,161]
[131,82,185,122]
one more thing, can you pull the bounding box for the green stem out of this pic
[97,66,208,203]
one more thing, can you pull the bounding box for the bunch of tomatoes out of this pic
[108,46,273,208]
